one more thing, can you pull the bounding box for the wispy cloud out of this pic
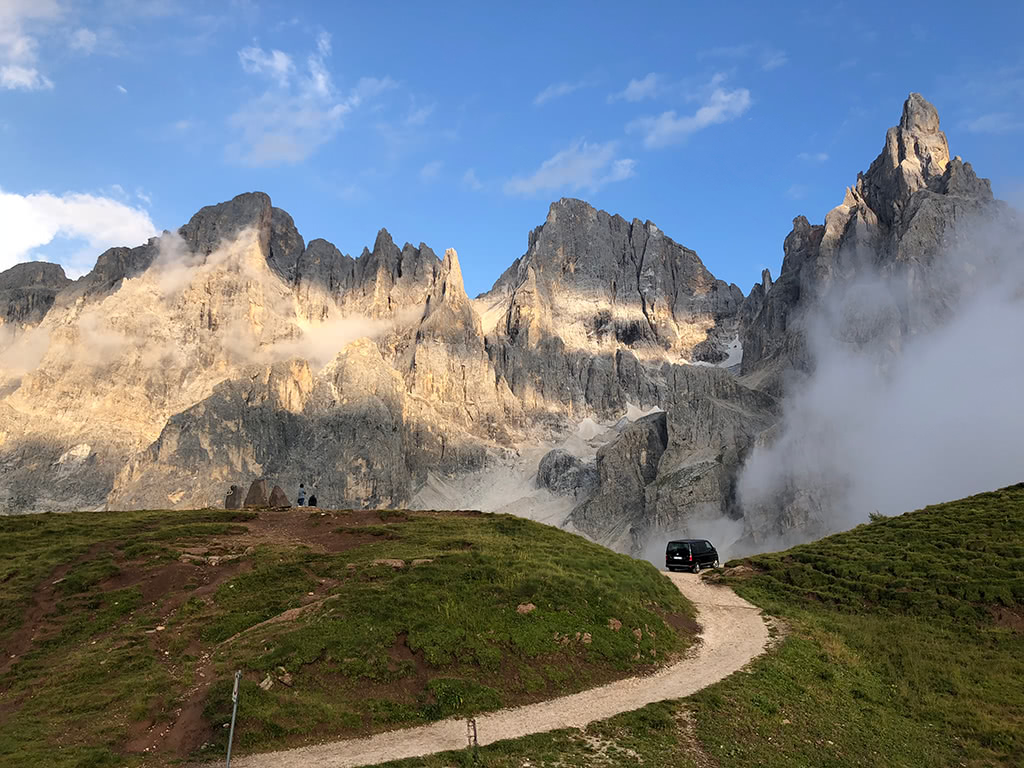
[419,160,442,182]
[405,103,434,126]
[962,112,1024,135]
[0,186,156,273]
[786,184,806,200]
[608,73,660,103]
[534,80,587,106]
[504,140,635,197]
[698,42,788,72]
[116,84,127,94]
[69,28,98,54]
[238,45,294,87]
[760,49,788,71]
[798,151,829,163]
[626,82,751,149]
[0,0,62,91]
[227,32,397,167]
[462,168,483,190]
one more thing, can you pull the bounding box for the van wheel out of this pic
[692,562,700,574]
[713,559,720,568]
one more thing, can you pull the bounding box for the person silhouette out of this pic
[297,483,306,506]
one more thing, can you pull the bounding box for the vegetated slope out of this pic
[376,483,1024,768]
[0,507,695,768]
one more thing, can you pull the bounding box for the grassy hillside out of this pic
[0,506,695,768]
[382,483,1024,768]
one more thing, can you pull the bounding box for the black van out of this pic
[665,539,720,573]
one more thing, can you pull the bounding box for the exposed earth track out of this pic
[218,571,771,768]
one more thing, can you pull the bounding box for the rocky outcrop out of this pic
[0,262,70,327]
[225,485,242,509]
[536,449,597,497]
[570,367,777,554]
[269,485,290,507]
[740,92,999,393]
[244,479,270,507]
[570,412,669,551]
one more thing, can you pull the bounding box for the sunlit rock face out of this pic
[476,197,745,419]
[739,93,999,395]
[0,93,1004,563]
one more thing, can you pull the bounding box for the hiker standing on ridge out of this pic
[297,483,306,506]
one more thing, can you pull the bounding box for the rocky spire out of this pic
[858,92,950,228]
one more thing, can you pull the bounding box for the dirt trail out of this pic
[219,572,770,768]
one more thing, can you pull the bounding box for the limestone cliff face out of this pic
[0,263,70,328]
[476,198,744,419]
[740,92,998,393]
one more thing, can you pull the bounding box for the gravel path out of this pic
[218,572,770,768]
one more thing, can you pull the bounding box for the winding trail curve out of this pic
[223,572,770,768]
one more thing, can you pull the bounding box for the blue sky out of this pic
[2,0,1023,296]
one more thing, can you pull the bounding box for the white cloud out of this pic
[798,151,829,163]
[238,45,294,87]
[786,184,806,200]
[228,35,397,167]
[462,168,483,190]
[419,160,442,181]
[0,0,62,91]
[504,140,635,197]
[70,28,98,54]
[761,49,788,71]
[534,80,586,106]
[0,187,156,273]
[609,73,660,103]
[316,30,331,57]
[627,84,751,149]
[405,103,434,126]
[698,43,788,72]
[962,112,1024,134]
[116,84,127,94]
[0,65,53,90]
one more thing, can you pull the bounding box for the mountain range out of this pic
[0,93,1005,556]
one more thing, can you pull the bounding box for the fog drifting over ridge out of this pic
[738,205,1024,543]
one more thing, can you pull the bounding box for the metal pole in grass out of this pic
[466,718,480,763]
[225,670,242,767]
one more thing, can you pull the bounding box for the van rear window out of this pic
[667,543,688,554]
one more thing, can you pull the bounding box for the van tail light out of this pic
[688,553,692,561]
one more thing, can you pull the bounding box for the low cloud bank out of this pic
[739,206,1024,540]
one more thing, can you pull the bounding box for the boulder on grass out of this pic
[244,479,269,508]
[269,485,291,507]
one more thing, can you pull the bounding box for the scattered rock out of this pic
[224,484,242,510]
[516,603,536,615]
[608,618,622,631]
[371,558,405,569]
[632,628,643,641]
[258,674,273,691]
[269,485,291,507]
[582,632,592,644]
[411,558,434,567]
[243,479,269,508]
[156,626,166,632]
[275,667,293,687]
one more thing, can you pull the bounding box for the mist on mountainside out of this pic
[737,205,1024,547]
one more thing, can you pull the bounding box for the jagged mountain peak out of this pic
[900,91,941,134]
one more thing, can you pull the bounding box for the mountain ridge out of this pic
[0,92,1004,559]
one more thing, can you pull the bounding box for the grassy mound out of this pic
[0,507,695,767]
[383,483,1024,768]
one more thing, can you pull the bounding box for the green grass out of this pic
[0,507,695,767]
[375,483,1024,768]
